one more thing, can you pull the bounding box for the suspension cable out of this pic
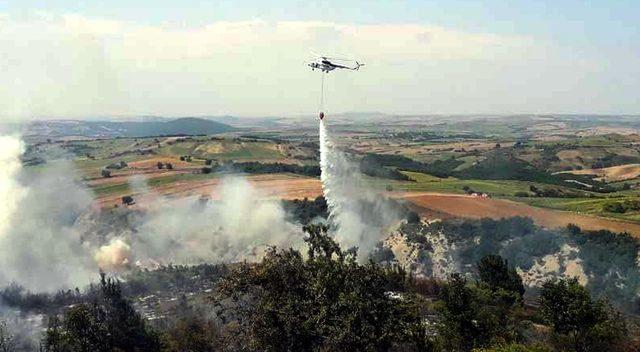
[319,71,325,113]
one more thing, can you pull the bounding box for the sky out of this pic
[0,0,638,119]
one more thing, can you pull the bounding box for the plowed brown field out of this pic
[400,192,640,237]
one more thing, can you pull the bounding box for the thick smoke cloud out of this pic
[127,177,303,267]
[94,238,132,272]
[0,136,24,236]
[319,120,403,257]
[0,126,400,292]
[0,135,302,292]
[0,136,96,291]
[0,305,43,351]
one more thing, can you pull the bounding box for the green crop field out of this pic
[518,196,640,223]
[90,182,133,197]
[387,171,535,196]
[157,139,285,161]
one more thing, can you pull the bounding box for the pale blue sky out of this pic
[3,0,638,43]
[0,0,638,117]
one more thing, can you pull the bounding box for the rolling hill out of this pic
[24,117,238,138]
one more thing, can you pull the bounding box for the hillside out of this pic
[24,117,238,139]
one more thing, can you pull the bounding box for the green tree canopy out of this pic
[539,278,627,352]
[220,224,431,352]
[477,254,525,298]
[44,273,161,352]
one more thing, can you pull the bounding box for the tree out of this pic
[157,161,164,169]
[161,317,220,352]
[436,274,487,351]
[0,321,15,352]
[436,271,523,352]
[539,278,627,352]
[407,210,421,224]
[161,293,220,351]
[44,273,161,352]
[220,225,431,351]
[166,163,173,170]
[603,202,626,213]
[477,255,525,299]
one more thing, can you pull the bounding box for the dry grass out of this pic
[86,157,199,186]
[558,163,640,182]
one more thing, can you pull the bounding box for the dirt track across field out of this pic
[400,192,640,237]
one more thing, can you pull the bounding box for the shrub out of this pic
[121,196,134,205]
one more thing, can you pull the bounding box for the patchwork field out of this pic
[94,173,323,207]
[558,163,640,182]
[401,192,640,237]
[22,115,640,233]
[87,163,640,237]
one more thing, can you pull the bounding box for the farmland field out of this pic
[401,192,640,236]
[20,115,640,230]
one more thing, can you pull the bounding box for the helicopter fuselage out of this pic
[309,61,337,73]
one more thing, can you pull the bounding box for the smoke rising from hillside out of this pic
[0,305,42,351]
[0,136,96,291]
[0,136,24,236]
[0,135,302,291]
[95,238,132,272]
[128,177,302,267]
[319,120,403,258]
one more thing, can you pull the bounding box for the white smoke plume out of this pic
[94,238,132,272]
[0,305,43,351]
[319,120,403,258]
[128,176,303,266]
[0,136,25,236]
[0,135,303,291]
[0,135,97,291]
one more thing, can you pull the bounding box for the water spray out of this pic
[312,59,403,258]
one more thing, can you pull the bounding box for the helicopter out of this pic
[308,56,364,73]
[310,54,364,120]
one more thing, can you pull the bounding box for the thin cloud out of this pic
[0,13,635,119]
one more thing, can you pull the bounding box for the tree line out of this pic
[1,224,635,351]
